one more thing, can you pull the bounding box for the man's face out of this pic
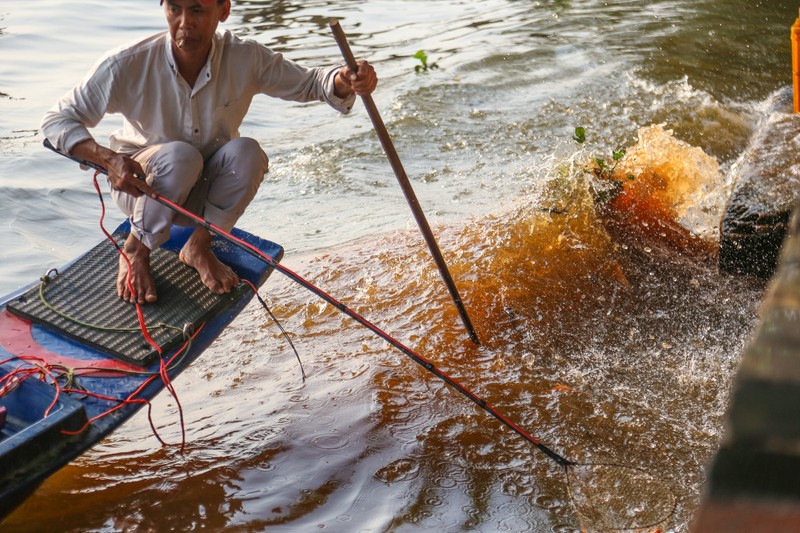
[164,0,230,55]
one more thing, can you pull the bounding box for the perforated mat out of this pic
[6,232,249,367]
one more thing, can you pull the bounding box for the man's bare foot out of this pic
[179,227,239,294]
[118,233,157,304]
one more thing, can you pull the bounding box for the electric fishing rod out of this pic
[329,20,480,346]
[43,138,570,468]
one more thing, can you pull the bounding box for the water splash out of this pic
[610,123,730,243]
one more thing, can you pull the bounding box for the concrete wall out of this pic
[693,203,800,531]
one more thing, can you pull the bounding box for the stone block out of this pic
[693,498,800,532]
[707,446,800,499]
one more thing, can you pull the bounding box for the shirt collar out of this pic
[165,31,178,75]
[163,31,219,91]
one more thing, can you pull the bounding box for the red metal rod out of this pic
[44,139,571,467]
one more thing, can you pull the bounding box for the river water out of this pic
[0,1,792,531]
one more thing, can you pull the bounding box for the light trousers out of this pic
[111,137,268,250]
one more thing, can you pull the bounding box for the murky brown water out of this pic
[1,0,790,530]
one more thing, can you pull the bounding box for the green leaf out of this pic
[413,50,429,68]
[573,126,586,144]
[612,148,626,161]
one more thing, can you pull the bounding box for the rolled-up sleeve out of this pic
[321,64,356,114]
[40,57,115,154]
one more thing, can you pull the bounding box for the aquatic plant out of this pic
[574,127,627,180]
[573,126,631,205]
[413,50,439,73]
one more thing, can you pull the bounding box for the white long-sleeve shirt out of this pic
[41,29,355,160]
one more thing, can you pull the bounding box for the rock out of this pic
[719,86,800,278]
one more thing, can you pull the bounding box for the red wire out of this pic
[1,358,63,418]
[91,172,162,357]
[2,176,204,451]
[60,325,202,448]
[85,171,190,449]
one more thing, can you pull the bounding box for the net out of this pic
[566,462,677,531]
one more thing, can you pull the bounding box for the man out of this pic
[41,0,377,304]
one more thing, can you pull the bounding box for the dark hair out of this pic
[159,1,227,5]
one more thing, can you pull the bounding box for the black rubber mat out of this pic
[6,231,249,367]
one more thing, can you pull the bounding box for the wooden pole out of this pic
[329,19,480,345]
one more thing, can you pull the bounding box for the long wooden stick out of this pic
[329,19,480,345]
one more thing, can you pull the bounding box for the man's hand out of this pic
[335,60,378,98]
[70,139,154,197]
[105,154,153,198]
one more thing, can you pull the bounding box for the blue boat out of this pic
[0,220,282,521]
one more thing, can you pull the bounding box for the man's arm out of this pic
[69,139,154,198]
[40,57,153,198]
